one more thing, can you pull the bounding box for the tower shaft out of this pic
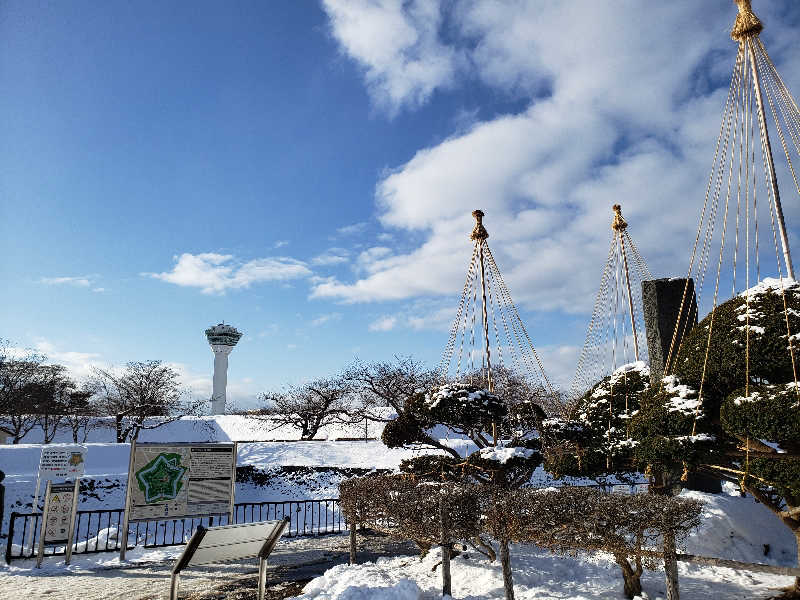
[211,347,232,414]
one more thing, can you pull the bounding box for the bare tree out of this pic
[62,387,101,443]
[345,356,437,421]
[90,360,195,442]
[31,364,75,443]
[0,341,48,443]
[257,375,354,440]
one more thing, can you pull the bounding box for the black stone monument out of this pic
[641,277,721,493]
[641,278,698,387]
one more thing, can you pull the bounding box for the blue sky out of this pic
[2,1,799,409]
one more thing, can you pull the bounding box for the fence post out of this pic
[5,512,16,564]
[0,470,5,543]
[664,530,680,600]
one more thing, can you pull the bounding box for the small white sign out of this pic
[38,445,87,482]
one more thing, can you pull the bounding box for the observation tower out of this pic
[205,323,242,414]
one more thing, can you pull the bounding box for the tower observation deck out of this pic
[205,323,242,414]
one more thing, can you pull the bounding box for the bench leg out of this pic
[258,558,267,600]
[169,573,180,600]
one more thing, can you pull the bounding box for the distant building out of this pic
[205,323,242,414]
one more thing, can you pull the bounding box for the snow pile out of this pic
[738,277,800,298]
[610,360,649,383]
[682,482,797,566]
[478,445,535,464]
[661,375,701,416]
[299,565,422,600]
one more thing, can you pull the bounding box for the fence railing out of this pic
[5,498,344,564]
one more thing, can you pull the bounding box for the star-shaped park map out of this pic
[135,453,187,503]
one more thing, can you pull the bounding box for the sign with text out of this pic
[43,483,77,544]
[127,443,236,522]
[38,445,87,483]
[36,479,80,567]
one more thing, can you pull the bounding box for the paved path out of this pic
[0,533,416,600]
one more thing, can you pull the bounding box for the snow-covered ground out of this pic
[295,484,798,600]
[296,543,794,600]
[0,532,359,600]
[3,412,396,445]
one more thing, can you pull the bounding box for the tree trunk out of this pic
[499,539,515,600]
[440,494,451,597]
[664,530,680,600]
[441,543,451,597]
[116,414,124,443]
[349,522,357,565]
[614,554,643,599]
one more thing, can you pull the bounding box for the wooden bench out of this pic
[169,517,289,600]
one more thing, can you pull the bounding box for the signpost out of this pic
[27,445,87,554]
[36,480,80,568]
[120,441,237,560]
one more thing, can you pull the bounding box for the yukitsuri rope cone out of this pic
[638,2,800,595]
[438,209,559,416]
[569,204,651,407]
[550,204,652,478]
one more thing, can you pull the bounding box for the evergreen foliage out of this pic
[628,280,800,593]
[541,362,648,481]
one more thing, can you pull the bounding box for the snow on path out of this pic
[296,545,796,600]
[0,535,353,600]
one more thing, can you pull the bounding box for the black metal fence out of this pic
[5,498,344,564]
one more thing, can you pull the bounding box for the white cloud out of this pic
[29,339,108,381]
[336,222,369,236]
[322,0,459,114]
[311,313,342,327]
[356,246,392,272]
[92,287,106,293]
[313,1,800,317]
[368,316,398,332]
[273,240,289,248]
[534,344,581,393]
[38,276,92,287]
[146,253,311,294]
[312,248,350,266]
[407,306,454,332]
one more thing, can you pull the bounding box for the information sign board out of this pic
[127,442,236,522]
[37,445,87,482]
[120,442,237,561]
[36,480,80,567]
[28,445,87,554]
